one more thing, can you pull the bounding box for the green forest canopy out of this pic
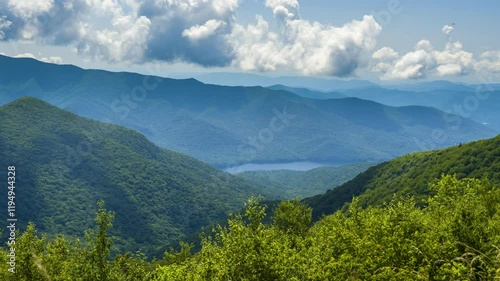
[305,134,500,219]
[1,175,500,280]
[0,97,281,257]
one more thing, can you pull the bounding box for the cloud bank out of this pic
[0,2,499,79]
[0,0,383,77]
[372,40,473,80]
[370,24,500,80]
[229,3,381,76]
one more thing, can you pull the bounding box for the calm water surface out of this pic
[224,161,339,174]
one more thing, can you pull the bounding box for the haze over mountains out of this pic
[173,72,377,91]
[270,84,500,131]
[183,72,500,131]
[339,86,500,131]
[0,55,496,168]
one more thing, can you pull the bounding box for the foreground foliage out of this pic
[1,175,500,280]
[155,175,500,280]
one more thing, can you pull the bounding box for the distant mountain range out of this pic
[0,97,281,256]
[339,86,500,130]
[264,84,500,131]
[267,84,346,100]
[384,80,475,92]
[176,72,499,93]
[0,55,495,167]
[172,72,377,91]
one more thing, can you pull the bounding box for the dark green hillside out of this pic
[0,97,278,256]
[0,55,495,166]
[236,162,376,198]
[305,135,500,218]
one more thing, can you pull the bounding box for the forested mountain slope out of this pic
[305,134,500,219]
[0,97,278,256]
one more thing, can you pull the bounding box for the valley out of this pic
[0,97,283,257]
[224,161,343,173]
[0,2,499,276]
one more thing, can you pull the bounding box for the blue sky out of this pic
[0,0,498,82]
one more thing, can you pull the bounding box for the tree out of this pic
[85,200,115,281]
[163,242,193,265]
[273,199,312,237]
[15,223,46,280]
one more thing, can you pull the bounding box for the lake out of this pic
[223,161,339,174]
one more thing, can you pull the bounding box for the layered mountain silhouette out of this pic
[0,55,495,167]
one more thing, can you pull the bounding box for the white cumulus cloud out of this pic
[0,16,12,40]
[370,24,500,80]
[0,0,382,76]
[442,24,454,36]
[5,0,495,80]
[7,0,54,19]
[212,0,239,15]
[265,0,300,21]
[372,37,476,80]
[182,19,227,41]
[371,47,399,73]
[76,15,151,62]
[136,0,237,66]
[13,52,63,63]
[475,51,500,74]
[230,11,381,76]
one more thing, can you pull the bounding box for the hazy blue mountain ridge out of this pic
[0,55,495,167]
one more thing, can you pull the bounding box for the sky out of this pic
[0,0,499,83]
